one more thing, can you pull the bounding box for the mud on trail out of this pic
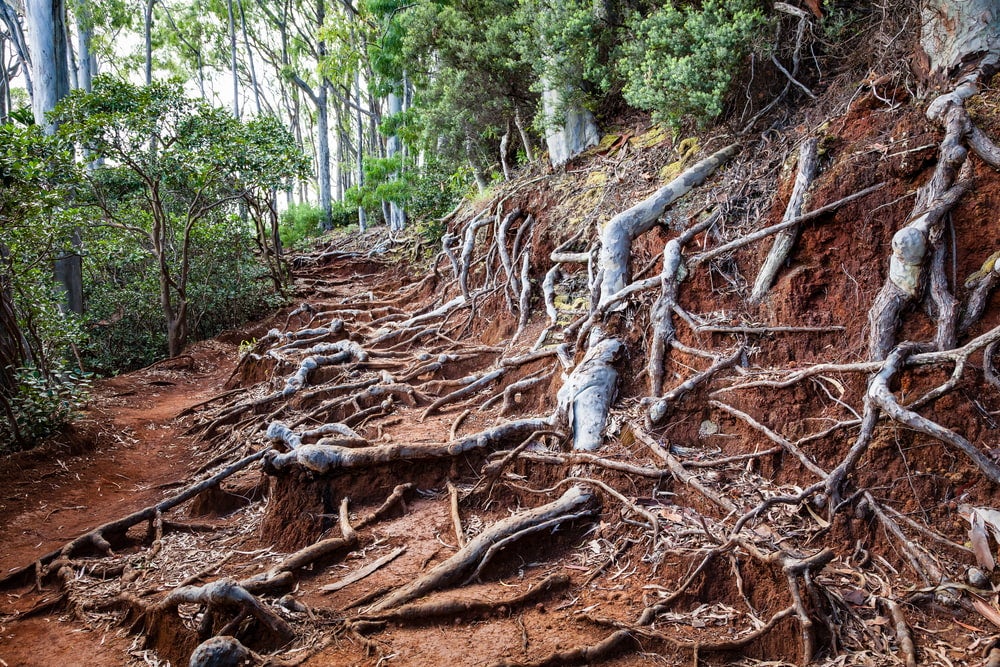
[7,82,1000,667]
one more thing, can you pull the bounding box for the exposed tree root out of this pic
[0,448,271,589]
[264,418,553,474]
[354,572,570,626]
[367,486,597,612]
[750,138,818,304]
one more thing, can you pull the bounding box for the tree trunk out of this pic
[316,83,333,229]
[918,0,1000,83]
[354,70,366,232]
[73,0,94,92]
[0,1,33,100]
[541,77,599,168]
[144,0,154,85]
[26,0,69,132]
[386,88,405,232]
[227,0,239,118]
[237,0,262,115]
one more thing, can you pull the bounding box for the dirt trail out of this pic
[0,341,236,665]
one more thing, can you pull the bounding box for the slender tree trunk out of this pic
[386,88,405,231]
[63,6,77,91]
[354,70,366,232]
[0,39,8,124]
[144,0,154,85]
[74,0,94,92]
[316,83,333,229]
[0,1,33,99]
[227,0,239,117]
[236,0,262,115]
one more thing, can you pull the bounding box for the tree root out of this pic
[264,418,553,474]
[868,345,1000,485]
[367,485,597,612]
[596,144,739,306]
[353,572,570,626]
[629,421,737,514]
[750,138,818,304]
[647,346,742,424]
[556,338,621,451]
[0,447,272,589]
[154,578,294,643]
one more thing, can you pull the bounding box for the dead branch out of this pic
[321,546,407,593]
[710,400,827,478]
[447,481,467,548]
[690,182,887,266]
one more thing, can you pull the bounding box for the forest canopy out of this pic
[0,0,826,452]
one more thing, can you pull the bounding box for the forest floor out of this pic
[5,74,1000,666]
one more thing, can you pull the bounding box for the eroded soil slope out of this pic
[4,75,1000,667]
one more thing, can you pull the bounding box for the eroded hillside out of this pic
[5,9,1000,667]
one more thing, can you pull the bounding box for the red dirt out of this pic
[5,82,1000,667]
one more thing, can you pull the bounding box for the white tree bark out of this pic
[386,89,406,231]
[542,80,600,168]
[596,144,739,308]
[919,0,1000,81]
[26,0,69,133]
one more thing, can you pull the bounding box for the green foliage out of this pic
[1,367,91,453]
[619,0,769,127]
[0,124,84,377]
[515,0,615,117]
[54,76,307,357]
[81,213,283,374]
[279,203,325,248]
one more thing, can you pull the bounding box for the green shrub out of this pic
[619,0,769,128]
[279,202,325,248]
[1,366,91,452]
[81,216,282,375]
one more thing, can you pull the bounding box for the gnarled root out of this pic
[367,485,597,612]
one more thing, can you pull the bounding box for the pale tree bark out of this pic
[72,0,94,92]
[0,38,8,122]
[0,1,32,99]
[354,69,366,231]
[226,0,239,117]
[26,0,69,132]
[868,0,1000,359]
[386,88,405,232]
[919,0,1000,83]
[256,0,333,228]
[236,0,261,115]
[541,76,599,168]
[26,0,81,315]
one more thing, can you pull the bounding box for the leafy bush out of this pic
[0,366,91,452]
[81,214,283,374]
[619,0,769,127]
[279,202,325,248]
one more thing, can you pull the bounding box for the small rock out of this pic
[698,420,718,438]
[968,566,991,589]
[189,636,251,667]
